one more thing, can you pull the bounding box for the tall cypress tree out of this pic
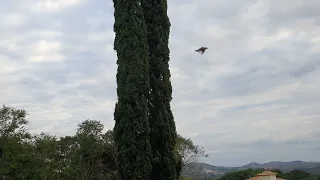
[113,0,152,180]
[141,0,178,179]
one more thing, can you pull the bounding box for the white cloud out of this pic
[247,28,294,52]
[87,31,114,42]
[32,40,61,53]
[309,35,320,53]
[26,40,65,62]
[35,30,64,38]
[28,54,65,62]
[30,0,84,13]
[239,0,269,23]
[0,13,25,27]
[0,54,20,73]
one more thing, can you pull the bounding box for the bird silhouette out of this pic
[195,47,208,54]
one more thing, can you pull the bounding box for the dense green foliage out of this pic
[113,0,153,179]
[0,105,203,180]
[282,169,316,180]
[218,168,264,180]
[113,0,178,179]
[141,0,177,179]
[1,105,319,180]
[215,168,320,180]
[0,105,117,180]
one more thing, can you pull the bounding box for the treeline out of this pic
[3,105,318,180]
[0,105,207,180]
[216,168,320,180]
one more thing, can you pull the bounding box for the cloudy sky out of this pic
[1,0,320,166]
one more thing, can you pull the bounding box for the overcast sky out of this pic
[1,0,319,166]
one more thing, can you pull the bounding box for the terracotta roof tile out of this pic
[257,171,278,176]
[247,177,286,180]
[246,171,287,180]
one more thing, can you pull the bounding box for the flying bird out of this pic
[195,47,208,54]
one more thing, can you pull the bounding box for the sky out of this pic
[0,0,319,167]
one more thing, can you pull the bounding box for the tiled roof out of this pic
[257,171,278,176]
[246,175,286,180]
[247,177,259,180]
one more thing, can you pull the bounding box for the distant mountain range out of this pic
[240,161,320,173]
[182,161,320,179]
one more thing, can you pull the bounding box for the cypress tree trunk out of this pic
[113,0,152,179]
[141,0,178,179]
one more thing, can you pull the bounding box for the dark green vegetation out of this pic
[113,0,178,179]
[113,0,152,179]
[0,105,117,180]
[217,168,264,180]
[181,168,320,180]
[216,169,320,180]
[1,105,319,180]
[141,0,177,179]
[0,105,203,180]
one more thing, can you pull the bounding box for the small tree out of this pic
[175,135,208,165]
[0,106,40,179]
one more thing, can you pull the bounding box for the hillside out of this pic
[240,161,320,173]
[182,162,238,179]
[182,161,320,179]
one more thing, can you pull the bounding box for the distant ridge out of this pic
[240,160,320,172]
[182,161,320,179]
